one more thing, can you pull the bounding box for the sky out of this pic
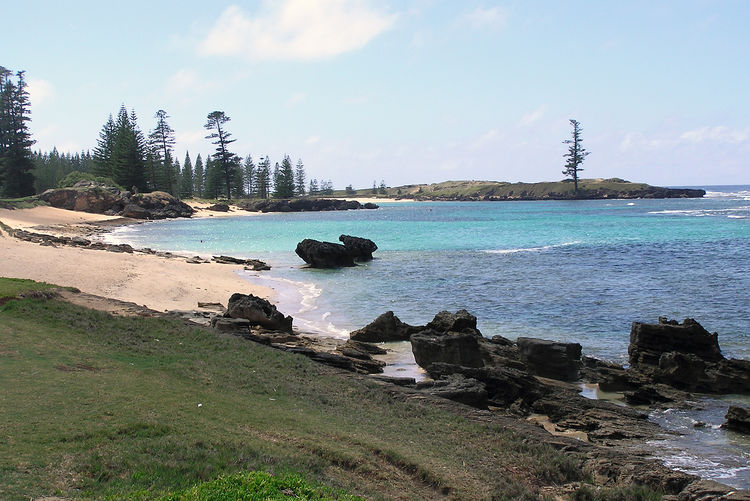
[4,0,750,188]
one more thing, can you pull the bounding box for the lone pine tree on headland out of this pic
[562,119,590,194]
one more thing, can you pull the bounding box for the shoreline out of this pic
[0,206,275,312]
[3,204,750,494]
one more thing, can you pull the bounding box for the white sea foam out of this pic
[482,241,581,254]
[705,190,750,200]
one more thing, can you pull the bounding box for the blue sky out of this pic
[5,0,749,188]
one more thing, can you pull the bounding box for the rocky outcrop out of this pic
[629,317,723,368]
[40,184,127,214]
[338,235,378,261]
[206,203,229,212]
[295,239,355,268]
[236,198,378,213]
[426,309,481,336]
[211,255,271,271]
[349,311,423,342]
[723,406,750,434]
[125,191,194,219]
[628,318,750,394]
[517,337,582,381]
[39,184,194,220]
[411,329,484,370]
[415,374,488,409]
[223,293,293,333]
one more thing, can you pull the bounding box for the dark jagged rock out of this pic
[627,318,750,394]
[236,198,369,213]
[121,203,151,219]
[206,203,229,212]
[426,309,481,336]
[723,406,750,435]
[350,311,423,342]
[105,243,134,253]
[224,293,293,333]
[371,375,416,387]
[338,234,378,261]
[410,329,484,370]
[516,337,582,381]
[212,255,270,270]
[363,202,379,209]
[629,317,723,369]
[295,239,355,268]
[427,362,545,408]
[415,374,488,409]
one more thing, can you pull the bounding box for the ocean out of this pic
[107,185,750,487]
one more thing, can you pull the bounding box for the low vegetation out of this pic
[0,278,665,500]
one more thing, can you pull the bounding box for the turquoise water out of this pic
[109,187,750,363]
[107,186,750,487]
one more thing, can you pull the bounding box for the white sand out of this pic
[0,207,273,311]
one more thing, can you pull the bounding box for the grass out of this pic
[0,195,44,209]
[0,277,658,500]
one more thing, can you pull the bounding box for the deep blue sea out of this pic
[107,185,750,487]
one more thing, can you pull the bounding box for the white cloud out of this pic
[458,6,508,31]
[519,106,545,126]
[305,135,320,145]
[165,69,216,94]
[285,91,307,108]
[199,1,397,61]
[27,78,54,106]
[680,126,750,144]
[470,128,501,150]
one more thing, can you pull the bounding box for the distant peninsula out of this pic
[352,178,706,201]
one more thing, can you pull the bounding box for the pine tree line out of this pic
[0,66,35,197]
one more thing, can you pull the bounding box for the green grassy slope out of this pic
[0,278,590,500]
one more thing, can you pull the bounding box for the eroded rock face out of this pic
[338,234,378,261]
[224,293,293,333]
[416,374,489,409]
[295,239,355,268]
[126,191,194,219]
[40,186,127,214]
[237,198,376,213]
[410,329,484,370]
[349,311,422,342]
[517,337,582,381]
[629,317,723,369]
[426,309,481,336]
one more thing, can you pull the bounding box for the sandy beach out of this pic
[0,206,273,312]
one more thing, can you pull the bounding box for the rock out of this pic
[105,243,134,253]
[338,234,378,261]
[224,293,293,333]
[236,198,366,213]
[629,317,723,369]
[410,329,484,370]
[295,239,355,268]
[40,186,127,214]
[426,309,481,336]
[212,255,271,270]
[350,311,423,342]
[363,202,379,209]
[516,337,582,381]
[211,317,252,332]
[342,339,388,355]
[125,191,194,219]
[206,203,229,212]
[675,479,750,500]
[723,406,750,434]
[623,384,676,405]
[69,236,91,246]
[416,374,488,409]
[121,203,151,219]
[427,362,546,408]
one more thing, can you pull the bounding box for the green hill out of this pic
[340,178,705,201]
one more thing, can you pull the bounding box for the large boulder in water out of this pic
[517,337,582,381]
[295,239,355,268]
[723,406,750,434]
[338,234,378,261]
[349,311,422,342]
[628,317,723,369]
[224,293,293,333]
